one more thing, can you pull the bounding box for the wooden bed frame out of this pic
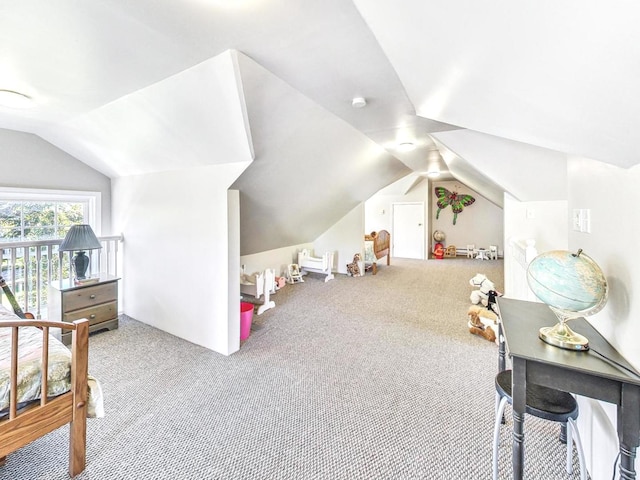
[365,230,391,274]
[0,317,89,477]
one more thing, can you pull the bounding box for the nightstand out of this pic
[48,274,120,346]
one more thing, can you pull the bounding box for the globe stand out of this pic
[539,307,589,351]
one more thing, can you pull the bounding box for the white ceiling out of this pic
[1,1,638,252]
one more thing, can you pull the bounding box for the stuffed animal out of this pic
[469,273,501,310]
[468,305,499,344]
[346,253,362,277]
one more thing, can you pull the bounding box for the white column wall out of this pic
[112,162,248,355]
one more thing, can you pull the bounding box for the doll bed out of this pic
[364,230,391,274]
[298,249,334,282]
[0,304,103,477]
[240,268,276,315]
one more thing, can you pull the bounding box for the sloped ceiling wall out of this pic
[432,130,568,206]
[232,53,411,255]
[11,1,636,253]
[21,47,411,256]
[353,0,640,170]
[39,51,254,177]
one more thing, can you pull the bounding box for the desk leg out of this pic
[618,384,640,480]
[512,357,526,480]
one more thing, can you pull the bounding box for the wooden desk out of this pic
[497,297,640,480]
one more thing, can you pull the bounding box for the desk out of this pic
[497,297,640,480]
[475,248,489,260]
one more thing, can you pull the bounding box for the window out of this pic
[0,188,102,313]
[0,188,101,242]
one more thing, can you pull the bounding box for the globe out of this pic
[526,249,608,350]
[433,230,445,242]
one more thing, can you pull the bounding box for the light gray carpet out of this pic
[4,257,586,479]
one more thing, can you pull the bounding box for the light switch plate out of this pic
[572,209,582,231]
[581,209,591,233]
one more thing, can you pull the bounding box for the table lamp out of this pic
[59,224,102,280]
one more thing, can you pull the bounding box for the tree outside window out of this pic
[0,201,85,242]
[0,200,88,312]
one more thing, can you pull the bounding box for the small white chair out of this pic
[287,264,304,283]
[466,244,475,259]
[489,245,498,260]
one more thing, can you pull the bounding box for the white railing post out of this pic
[0,235,123,316]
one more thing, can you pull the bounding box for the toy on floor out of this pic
[468,305,499,343]
[240,267,276,315]
[346,253,362,276]
[469,273,502,312]
[298,249,334,282]
[287,263,304,284]
[275,276,287,289]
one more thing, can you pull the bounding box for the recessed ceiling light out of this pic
[427,170,441,178]
[397,142,415,152]
[0,89,34,109]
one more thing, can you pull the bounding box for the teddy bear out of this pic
[468,304,499,344]
[346,253,362,277]
[469,273,501,312]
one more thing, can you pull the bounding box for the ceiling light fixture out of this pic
[397,142,415,152]
[352,97,366,108]
[427,170,441,178]
[0,89,34,109]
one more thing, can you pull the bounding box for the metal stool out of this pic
[493,370,586,480]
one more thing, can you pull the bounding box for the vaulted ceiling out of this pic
[1,1,637,253]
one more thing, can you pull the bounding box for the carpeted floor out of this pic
[3,257,586,479]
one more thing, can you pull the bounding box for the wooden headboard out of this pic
[365,230,391,265]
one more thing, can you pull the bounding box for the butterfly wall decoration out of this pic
[435,187,475,225]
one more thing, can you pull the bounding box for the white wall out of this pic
[238,205,364,279]
[567,156,640,478]
[431,180,503,256]
[112,162,249,356]
[503,194,569,254]
[365,182,427,233]
[365,177,429,255]
[240,243,313,279]
[315,204,364,275]
[227,190,241,354]
[502,193,567,301]
[0,129,112,232]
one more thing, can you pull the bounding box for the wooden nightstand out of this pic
[48,274,120,346]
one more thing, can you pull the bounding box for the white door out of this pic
[392,203,425,259]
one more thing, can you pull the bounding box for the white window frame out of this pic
[0,187,102,237]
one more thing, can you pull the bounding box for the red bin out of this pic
[240,302,254,340]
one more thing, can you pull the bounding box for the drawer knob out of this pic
[90,314,96,319]
[89,294,96,299]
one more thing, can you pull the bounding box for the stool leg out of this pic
[493,396,508,480]
[568,418,587,480]
[565,421,573,474]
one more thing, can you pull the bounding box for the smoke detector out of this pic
[352,97,367,108]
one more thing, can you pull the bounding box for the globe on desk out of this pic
[526,249,608,351]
